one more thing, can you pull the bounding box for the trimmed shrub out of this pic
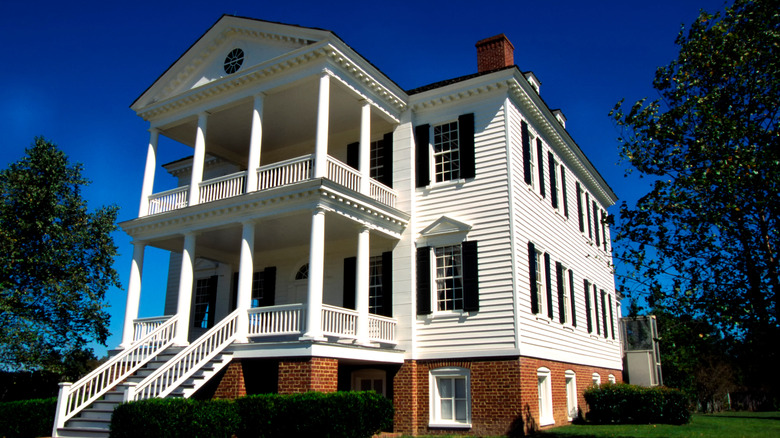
[584,383,691,425]
[110,391,393,438]
[0,397,57,438]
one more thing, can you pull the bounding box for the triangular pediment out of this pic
[132,15,332,110]
[420,216,472,237]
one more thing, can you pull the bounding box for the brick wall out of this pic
[393,356,622,436]
[278,357,338,394]
[213,359,247,399]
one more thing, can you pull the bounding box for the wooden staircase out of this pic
[54,347,234,438]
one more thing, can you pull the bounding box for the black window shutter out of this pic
[576,183,584,232]
[556,262,565,322]
[416,247,432,315]
[207,275,218,328]
[414,124,430,187]
[522,121,532,185]
[347,142,359,170]
[593,201,601,247]
[343,257,356,310]
[548,152,558,209]
[462,240,479,312]
[601,290,608,338]
[537,139,546,198]
[528,242,538,314]
[459,113,476,180]
[584,279,592,333]
[231,272,239,311]
[569,269,576,327]
[601,210,608,251]
[262,266,276,307]
[561,167,569,218]
[586,193,593,238]
[381,132,394,188]
[608,294,615,339]
[381,251,393,317]
[594,286,600,335]
[544,253,553,319]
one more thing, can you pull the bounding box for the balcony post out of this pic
[188,112,208,206]
[359,101,371,195]
[235,220,255,343]
[313,72,330,178]
[119,241,145,349]
[174,232,196,345]
[138,129,158,217]
[246,93,264,193]
[355,226,370,345]
[301,207,326,341]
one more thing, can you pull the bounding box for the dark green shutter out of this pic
[522,121,532,185]
[576,183,584,232]
[347,142,359,169]
[609,294,615,340]
[416,247,432,315]
[593,201,601,247]
[537,139,545,198]
[528,242,538,314]
[556,262,565,322]
[459,113,476,180]
[569,269,577,327]
[343,257,356,310]
[594,286,600,335]
[415,124,430,187]
[381,251,393,317]
[381,132,394,188]
[584,279,592,333]
[262,267,276,307]
[544,253,553,319]
[601,290,608,338]
[462,241,479,312]
[548,152,558,209]
[561,167,569,217]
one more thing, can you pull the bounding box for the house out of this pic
[52,16,622,437]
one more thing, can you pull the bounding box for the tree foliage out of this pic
[611,0,779,395]
[0,138,120,372]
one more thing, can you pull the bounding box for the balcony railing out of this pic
[322,304,358,339]
[132,315,174,342]
[247,304,304,337]
[145,154,397,215]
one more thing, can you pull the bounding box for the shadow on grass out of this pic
[708,413,780,421]
[530,431,638,438]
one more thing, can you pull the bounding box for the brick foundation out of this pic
[393,356,622,436]
[213,359,247,399]
[278,357,339,394]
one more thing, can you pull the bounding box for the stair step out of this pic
[80,408,114,421]
[56,427,110,438]
[67,417,111,429]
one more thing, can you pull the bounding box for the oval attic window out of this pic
[223,48,244,74]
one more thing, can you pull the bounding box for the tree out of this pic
[0,138,120,373]
[610,0,779,397]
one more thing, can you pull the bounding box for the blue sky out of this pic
[0,0,730,357]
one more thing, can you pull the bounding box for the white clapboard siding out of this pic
[506,100,622,369]
[413,96,517,356]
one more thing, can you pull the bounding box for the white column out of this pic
[301,207,326,340]
[355,226,370,345]
[138,129,158,217]
[313,72,330,178]
[359,101,371,194]
[188,112,208,206]
[235,221,255,343]
[246,94,264,193]
[119,241,145,349]
[174,232,196,345]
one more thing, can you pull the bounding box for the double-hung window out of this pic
[559,265,571,324]
[416,237,479,316]
[368,255,384,314]
[537,367,554,426]
[193,276,217,329]
[534,249,545,316]
[433,121,460,183]
[435,245,464,311]
[430,367,471,427]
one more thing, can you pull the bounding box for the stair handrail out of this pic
[129,308,241,401]
[53,315,178,428]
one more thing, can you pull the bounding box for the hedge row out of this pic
[110,391,393,438]
[584,383,691,425]
[0,397,57,438]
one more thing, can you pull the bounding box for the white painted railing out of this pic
[128,309,240,401]
[199,171,246,204]
[53,316,178,430]
[369,179,397,208]
[322,304,358,338]
[257,155,313,191]
[147,187,188,215]
[132,315,174,342]
[326,157,361,193]
[368,314,397,344]
[247,304,304,336]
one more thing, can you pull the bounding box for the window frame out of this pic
[534,248,546,317]
[592,373,601,387]
[560,265,571,325]
[565,370,578,421]
[434,245,465,312]
[528,133,536,190]
[431,120,461,183]
[537,367,554,426]
[368,255,384,315]
[429,367,472,428]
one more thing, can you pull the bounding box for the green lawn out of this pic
[534,411,780,438]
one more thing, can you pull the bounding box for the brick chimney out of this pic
[476,34,515,73]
